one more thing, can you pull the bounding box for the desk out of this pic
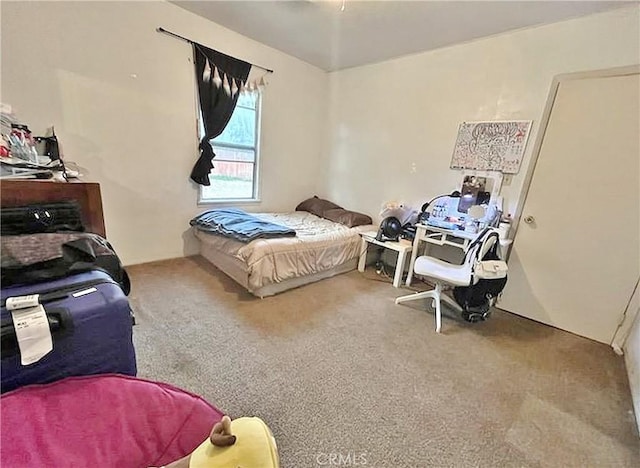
[358,231,413,288]
[405,224,477,287]
[406,223,512,286]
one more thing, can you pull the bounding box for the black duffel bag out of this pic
[1,201,85,235]
[1,232,130,295]
[453,229,507,322]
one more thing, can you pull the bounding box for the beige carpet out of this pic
[128,257,639,467]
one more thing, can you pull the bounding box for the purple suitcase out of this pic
[1,270,136,393]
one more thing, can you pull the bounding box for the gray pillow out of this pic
[295,196,343,217]
[323,208,373,228]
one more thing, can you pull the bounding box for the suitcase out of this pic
[1,270,136,393]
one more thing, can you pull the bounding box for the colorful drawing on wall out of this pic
[450,120,532,174]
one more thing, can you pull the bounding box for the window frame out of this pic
[197,94,262,205]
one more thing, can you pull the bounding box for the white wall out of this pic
[323,6,640,221]
[3,4,639,265]
[1,1,328,265]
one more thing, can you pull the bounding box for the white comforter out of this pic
[194,211,375,292]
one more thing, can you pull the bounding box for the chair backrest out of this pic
[463,227,501,267]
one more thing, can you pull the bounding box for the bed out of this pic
[193,207,376,298]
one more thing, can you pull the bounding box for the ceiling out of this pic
[171,1,632,71]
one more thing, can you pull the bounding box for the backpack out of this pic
[1,232,130,295]
[453,229,508,322]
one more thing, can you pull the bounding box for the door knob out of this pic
[523,215,535,224]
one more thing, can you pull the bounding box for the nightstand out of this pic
[358,231,413,287]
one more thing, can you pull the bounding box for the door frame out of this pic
[508,65,640,347]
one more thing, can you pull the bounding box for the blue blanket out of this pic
[190,208,296,243]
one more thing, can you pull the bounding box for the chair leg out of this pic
[395,285,443,333]
[395,290,437,305]
[433,283,442,333]
[440,292,462,312]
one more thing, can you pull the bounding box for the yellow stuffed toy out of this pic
[162,416,279,468]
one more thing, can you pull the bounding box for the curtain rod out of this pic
[157,27,274,74]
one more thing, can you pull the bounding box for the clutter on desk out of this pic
[379,201,418,226]
[418,169,507,233]
[376,216,403,242]
[458,175,489,213]
[0,103,79,181]
[375,168,511,245]
[376,201,419,242]
[376,191,505,244]
[420,193,502,233]
[0,153,65,180]
[497,213,512,240]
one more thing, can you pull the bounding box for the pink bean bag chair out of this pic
[0,374,224,468]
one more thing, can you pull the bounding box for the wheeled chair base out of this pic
[395,283,462,333]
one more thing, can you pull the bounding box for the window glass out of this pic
[199,94,260,202]
[214,105,256,147]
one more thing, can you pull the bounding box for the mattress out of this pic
[194,211,375,296]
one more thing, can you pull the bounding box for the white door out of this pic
[500,72,640,344]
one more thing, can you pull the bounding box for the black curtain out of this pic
[191,43,252,186]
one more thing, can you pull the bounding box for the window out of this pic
[199,93,261,202]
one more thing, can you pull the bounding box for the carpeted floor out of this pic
[128,256,639,467]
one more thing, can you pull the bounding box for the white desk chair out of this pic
[395,228,500,333]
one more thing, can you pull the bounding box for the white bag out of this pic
[474,260,508,280]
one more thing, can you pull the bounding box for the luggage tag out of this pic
[6,295,53,366]
[5,294,40,310]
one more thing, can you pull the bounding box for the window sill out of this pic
[197,198,262,206]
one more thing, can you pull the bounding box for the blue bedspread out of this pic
[190,208,296,242]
